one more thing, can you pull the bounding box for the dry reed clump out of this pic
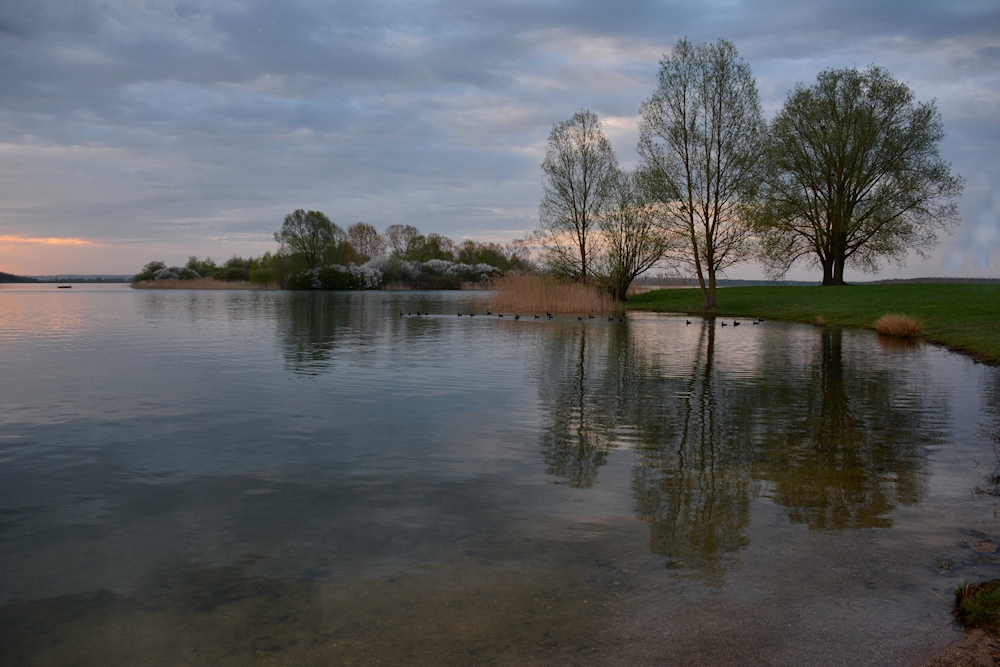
[874,313,923,338]
[487,273,618,315]
[130,278,278,290]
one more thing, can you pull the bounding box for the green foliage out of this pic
[403,233,454,262]
[454,239,533,273]
[132,260,166,282]
[956,580,1000,632]
[754,66,963,285]
[628,283,1000,363]
[274,209,345,269]
[185,256,218,278]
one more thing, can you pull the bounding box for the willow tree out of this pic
[754,66,963,285]
[637,39,765,309]
[536,110,618,284]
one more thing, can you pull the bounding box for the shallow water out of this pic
[1,284,999,666]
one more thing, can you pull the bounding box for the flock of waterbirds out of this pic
[397,311,765,326]
[399,310,626,322]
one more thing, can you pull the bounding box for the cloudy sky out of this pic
[0,0,997,278]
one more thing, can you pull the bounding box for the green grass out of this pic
[956,580,1000,633]
[627,284,1000,364]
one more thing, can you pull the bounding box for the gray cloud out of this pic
[0,0,997,277]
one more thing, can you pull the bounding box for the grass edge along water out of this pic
[626,283,1000,364]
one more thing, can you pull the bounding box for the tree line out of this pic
[535,38,963,308]
[133,216,532,289]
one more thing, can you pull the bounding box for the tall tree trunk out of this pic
[830,230,847,285]
[820,252,834,286]
[832,252,846,285]
[704,263,717,309]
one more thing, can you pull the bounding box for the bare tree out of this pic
[347,222,386,262]
[598,169,675,302]
[535,110,618,284]
[384,224,421,257]
[638,39,765,309]
[753,66,963,285]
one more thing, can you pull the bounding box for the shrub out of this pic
[874,313,923,338]
[287,262,384,290]
[956,580,1000,631]
[218,266,251,282]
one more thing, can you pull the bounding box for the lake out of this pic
[1,284,999,666]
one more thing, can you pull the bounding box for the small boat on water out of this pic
[57,285,72,289]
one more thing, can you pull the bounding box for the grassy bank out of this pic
[627,284,1000,363]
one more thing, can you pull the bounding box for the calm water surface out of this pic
[2,284,1000,666]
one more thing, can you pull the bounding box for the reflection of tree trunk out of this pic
[635,319,750,585]
[572,328,588,484]
[818,327,850,446]
[539,327,610,488]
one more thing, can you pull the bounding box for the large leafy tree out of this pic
[754,66,963,285]
[274,209,344,269]
[535,110,618,284]
[638,38,765,309]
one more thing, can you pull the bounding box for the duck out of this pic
[578,316,583,321]
[457,312,462,317]
[686,320,691,325]
[546,312,552,318]
[487,311,492,315]
[608,316,613,321]
[721,322,728,327]
[588,314,594,319]
[514,314,520,320]
[534,314,540,319]
[499,313,504,318]
[733,321,740,327]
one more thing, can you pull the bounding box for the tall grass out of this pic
[487,274,618,314]
[874,313,923,338]
[131,278,280,290]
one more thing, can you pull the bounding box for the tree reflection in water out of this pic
[755,327,931,530]
[536,317,943,583]
[279,293,351,375]
[632,321,754,585]
[538,327,614,488]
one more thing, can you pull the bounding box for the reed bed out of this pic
[130,278,279,290]
[487,274,618,315]
[874,313,923,338]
